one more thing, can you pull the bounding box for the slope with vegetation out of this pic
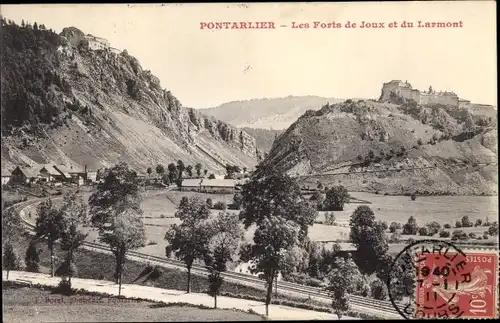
[0,18,259,172]
[265,99,497,195]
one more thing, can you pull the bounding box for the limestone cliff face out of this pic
[265,100,497,195]
[1,23,258,172]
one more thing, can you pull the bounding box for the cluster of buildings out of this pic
[379,80,471,108]
[1,164,97,187]
[180,178,249,193]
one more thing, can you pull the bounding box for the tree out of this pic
[239,165,317,242]
[206,198,213,208]
[167,163,178,183]
[186,165,193,178]
[389,222,401,233]
[324,186,349,211]
[461,216,473,228]
[25,240,41,273]
[208,173,216,179]
[146,167,152,178]
[229,193,241,209]
[2,207,22,247]
[243,167,247,173]
[3,242,21,280]
[426,221,441,236]
[487,222,498,236]
[418,227,429,236]
[177,160,186,179]
[402,216,418,235]
[155,164,165,177]
[225,164,234,179]
[165,196,212,293]
[59,193,88,286]
[34,198,65,277]
[474,219,483,227]
[204,169,208,176]
[204,212,244,308]
[370,279,388,300]
[89,162,147,295]
[242,216,300,317]
[326,256,360,319]
[349,206,389,275]
[309,191,325,210]
[195,163,203,178]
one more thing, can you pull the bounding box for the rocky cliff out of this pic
[1,21,259,172]
[265,99,497,195]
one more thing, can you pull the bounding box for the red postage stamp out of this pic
[416,248,499,319]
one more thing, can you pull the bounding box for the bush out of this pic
[474,219,483,227]
[389,232,402,243]
[418,227,429,236]
[451,230,468,241]
[213,201,227,210]
[477,236,483,240]
[323,185,349,211]
[468,233,476,239]
[206,198,213,208]
[455,221,463,228]
[208,174,216,179]
[379,221,388,231]
[389,222,402,233]
[444,223,451,229]
[233,193,243,210]
[461,216,474,228]
[483,234,489,240]
[159,214,165,218]
[370,280,388,300]
[54,277,73,295]
[439,230,450,238]
[324,212,336,226]
[487,222,498,236]
[426,221,441,236]
[402,216,418,235]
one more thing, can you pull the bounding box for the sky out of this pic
[1,2,497,108]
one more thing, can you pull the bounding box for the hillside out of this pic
[199,96,347,130]
[0,20,260,173]
[241,127,283,153]
[265,99,498,195]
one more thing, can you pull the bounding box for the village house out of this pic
[38,164,67,182]
[10,166,37,184]
[1,169,11,186]
[86,170,98,183]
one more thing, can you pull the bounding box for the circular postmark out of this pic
[387,239,471,320]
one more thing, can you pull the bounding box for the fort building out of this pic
[380,80,461,107]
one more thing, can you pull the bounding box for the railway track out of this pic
[11,199,403,318]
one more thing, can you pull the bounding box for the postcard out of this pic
[1,2,497,321]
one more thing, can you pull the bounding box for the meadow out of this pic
[20,189,498,259]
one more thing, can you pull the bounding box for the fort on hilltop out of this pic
[59,27,121,54]
[379,80,472,108]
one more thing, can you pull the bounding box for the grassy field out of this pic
[3,283,262,322]
[21,189,497,257]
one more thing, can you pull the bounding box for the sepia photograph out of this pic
[1,2,498,321]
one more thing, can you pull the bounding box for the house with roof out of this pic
[2,168,11,186]
[10,166,38,184]
[38,164,63,182]
[52,165,73,182]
